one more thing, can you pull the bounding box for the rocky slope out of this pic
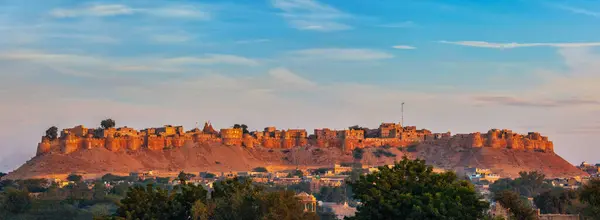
[4,142,586,180]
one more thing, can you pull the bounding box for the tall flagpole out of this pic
[401,102,405,126]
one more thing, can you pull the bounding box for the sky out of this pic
[1,0,600,172]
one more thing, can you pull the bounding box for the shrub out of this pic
[373,149,396,158]
[340,162,355,167]
[252,167,268,172]
[67,174,83,182]
[406,145,418,152]
[353,148,364,160]
[314,168,329,175]
[201,173,216,178]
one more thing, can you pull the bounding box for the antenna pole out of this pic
[401,102,405,126]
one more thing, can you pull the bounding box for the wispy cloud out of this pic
[47,34,120,44]
[439,40,600,49]
[140,5,211,19]
[50,4,134,18]
[162,54,260,66]
[553,4,600,18]
[473,96,600,108]
[392,45,416,50]
[50,4,210,19]
[0,50,104,64]
[268,67,316,87]
[151,33,194,43]
[271,0,352,32]
[378,21,416,28]
[290,48,393,61]
[0,50,260,71]
[235,39,271,44]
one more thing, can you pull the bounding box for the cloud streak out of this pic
[554,5,600,18]
[439,41,600,49]
[268,67,316,87]
[392,45,416,50]
[50,4,210,19]
[378,21,416,28]
[161,54,260,66]
[271,0,352,31]
[290,48,394,61]
[473,96,600,108]
[50,4,134,17]
[0,50,261,75]
[235,39,271,44]
[440,41,600,49]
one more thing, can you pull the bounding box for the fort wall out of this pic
[35,122,555,156]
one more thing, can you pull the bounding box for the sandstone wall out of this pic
[430,130,554,153]
[34,125,555,156]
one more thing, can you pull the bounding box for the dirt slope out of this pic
[5,143,586,180]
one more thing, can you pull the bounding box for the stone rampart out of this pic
[35,124,555,156]
[431,129,554,153]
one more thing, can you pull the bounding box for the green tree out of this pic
[210,177,263,220]
[92,181,107,201]
[1,188,32,214]
[287,170,304,178]
[518,171,547,196]
[117,183,207,220]
[316,186,346,203]
[117,184,177,219]
[347,157,489,220]
[173,183,208,219]
[490,171,551,198]
[101,119,116,129]
[67,174,83,182]
[116,177,316,220]
[45,126,59,140]
[101,173,127,182]
[65,181,93,204]
[0,179,15,191]
[178,171,196,184]
[191,200,214,220]
[19,178,49,193]
[111,182,130,197]
[0,172,6,178]
[259,190,318,220]
[494,190,538,220]
[156,177,170,184]
[579,178,600,218]
[534,187,578,214]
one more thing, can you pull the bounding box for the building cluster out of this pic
[465,167,501,184]
[578,161,600,176]
[37,121,555,156]
[437,129,555,152]
[36,122,435,155]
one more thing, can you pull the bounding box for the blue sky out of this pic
[1,0,600,171]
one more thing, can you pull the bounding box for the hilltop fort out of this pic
[36,121,555,156]
[4,119,583,181]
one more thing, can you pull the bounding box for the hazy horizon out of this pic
[2,0,600,172]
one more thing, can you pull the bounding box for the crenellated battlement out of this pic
[36,121,555,156]
[438,129,554,152]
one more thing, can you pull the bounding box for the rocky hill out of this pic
[5,141,586,180]
[4,121,587,180]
